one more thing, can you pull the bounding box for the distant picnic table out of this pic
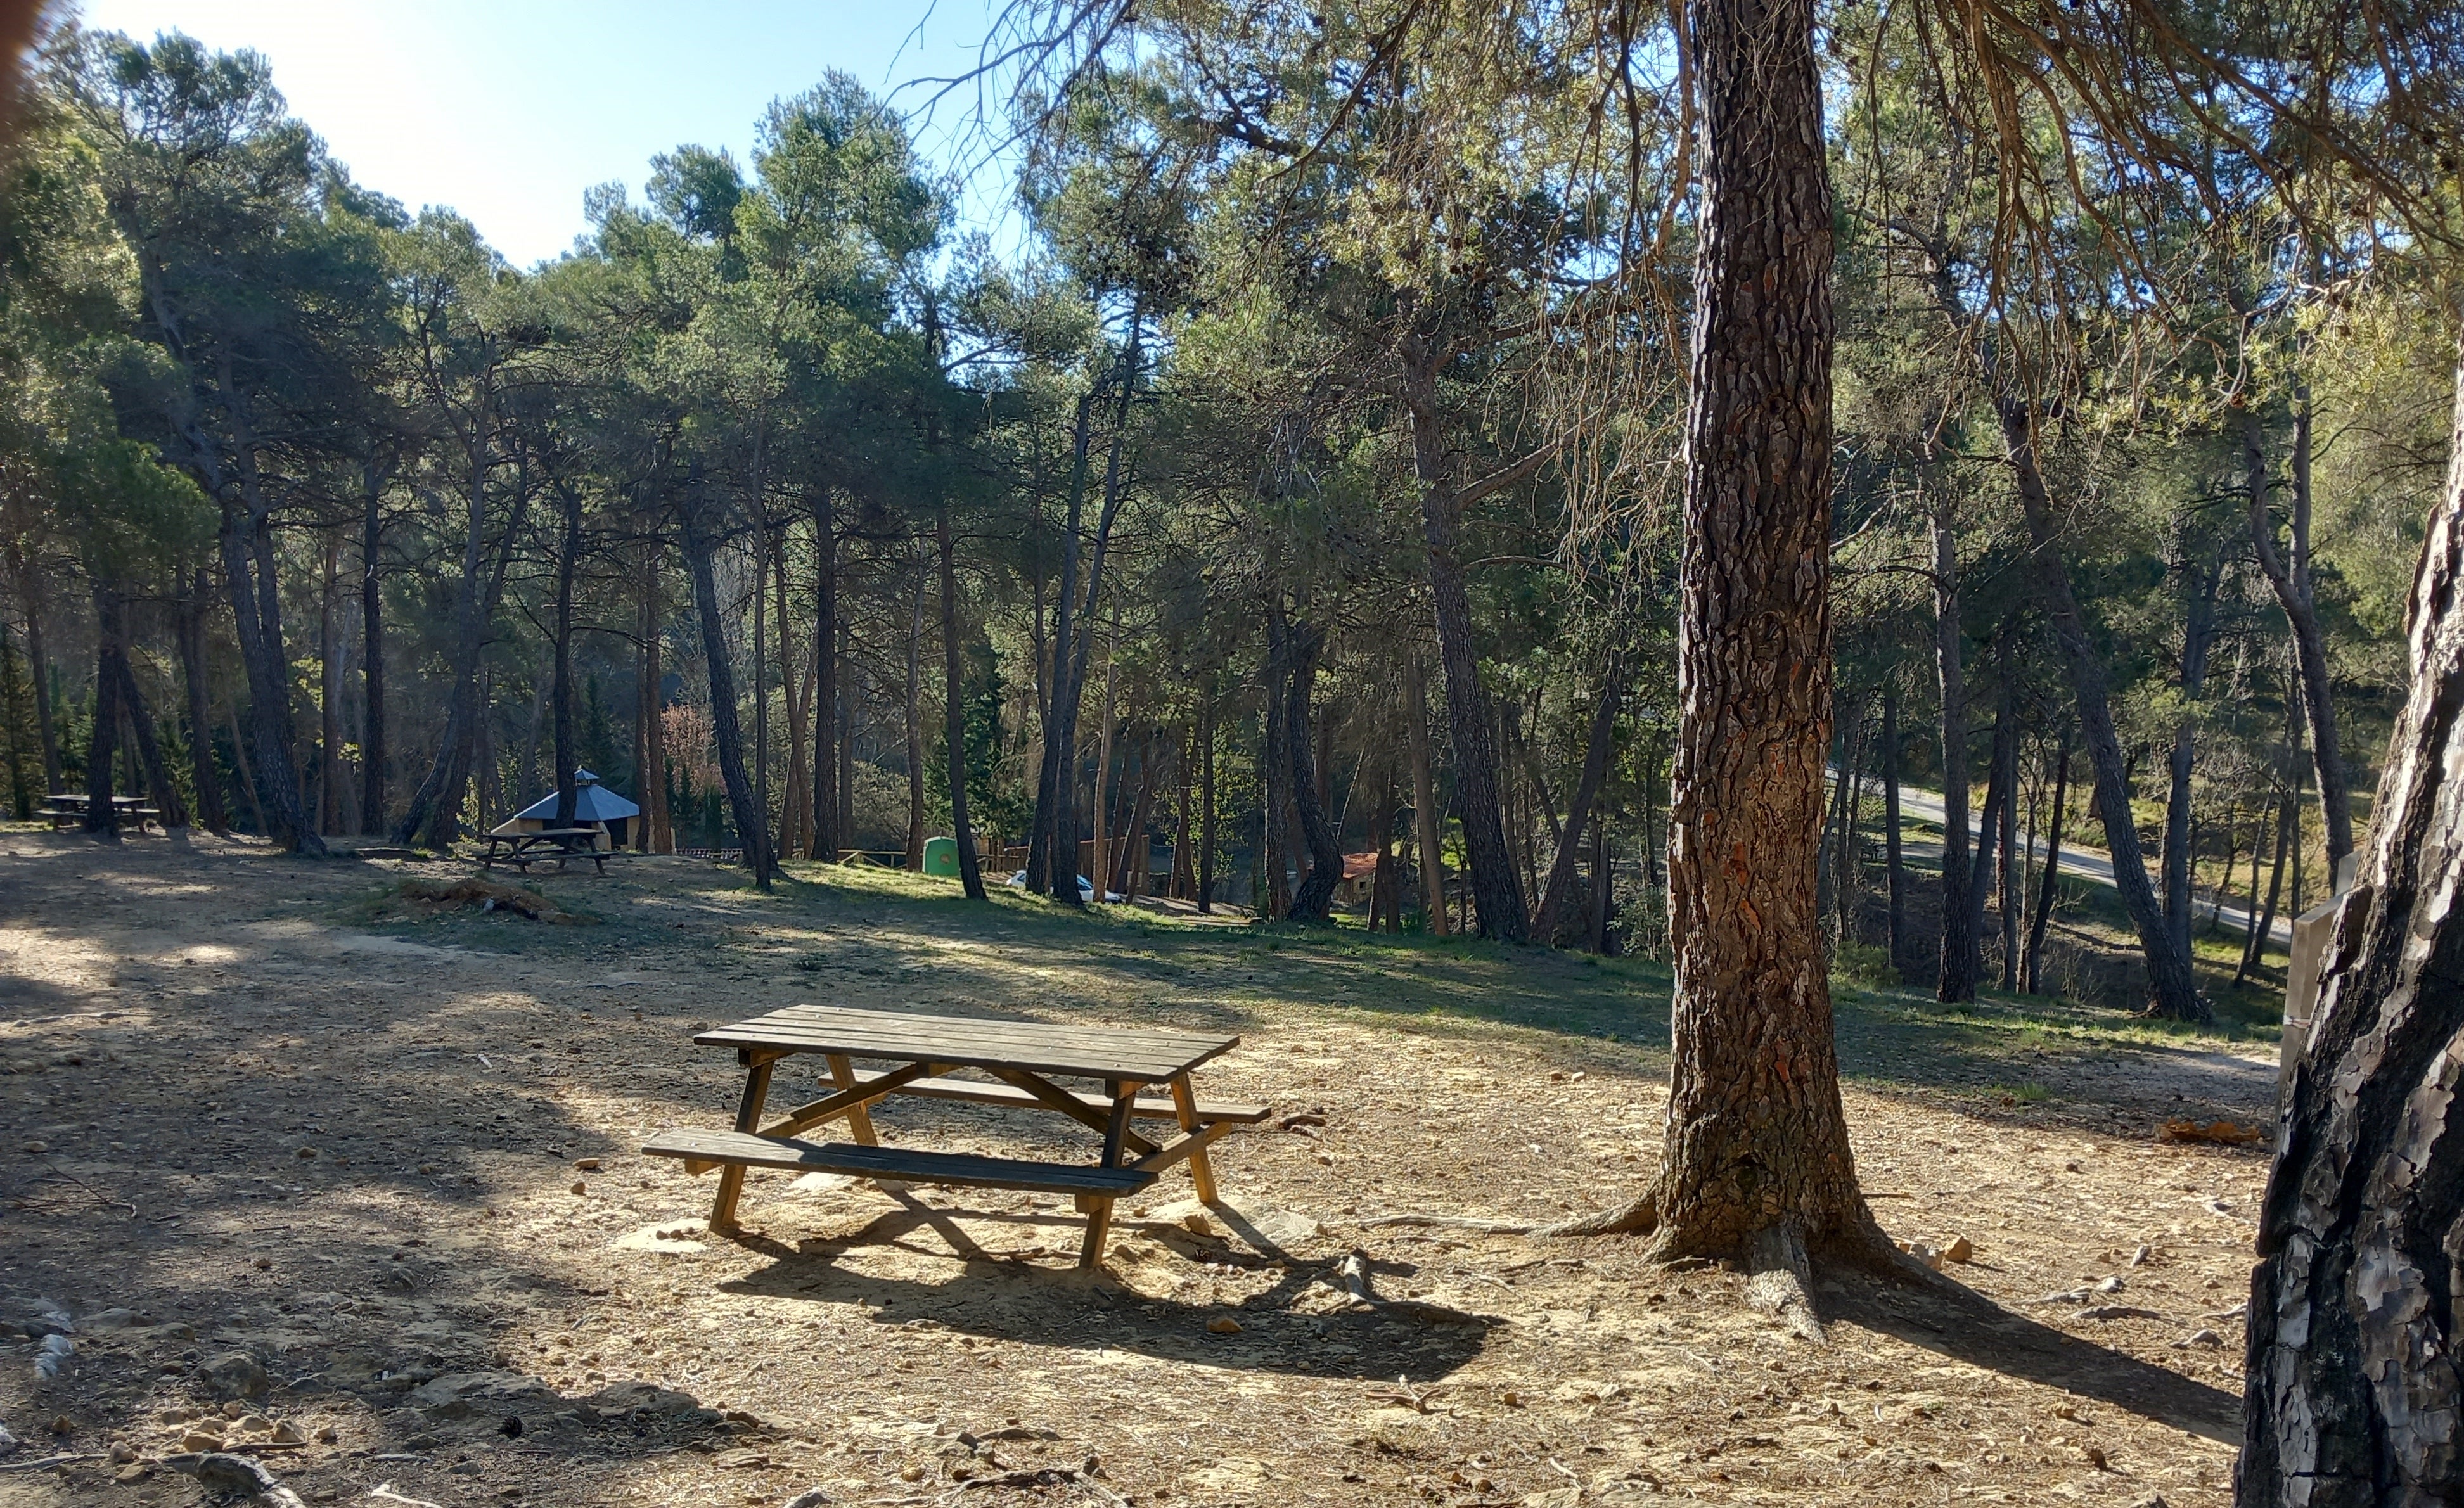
[477,827,613,874]
[37,793,156,832]
[645,1003,1267,1267]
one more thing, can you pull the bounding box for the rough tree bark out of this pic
[2000,397,2208,1022]
[1560,0,1885,1289]
[2241,331,2464,1507]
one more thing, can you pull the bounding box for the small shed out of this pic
[492,769,639,850]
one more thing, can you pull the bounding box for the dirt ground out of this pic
[0,829,2274,1507]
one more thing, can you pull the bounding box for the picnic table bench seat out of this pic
[643,1128,1158,1197]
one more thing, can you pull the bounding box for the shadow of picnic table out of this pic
[1820,1267,2242,1443]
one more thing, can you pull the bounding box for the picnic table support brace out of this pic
[709,1050,779,1234]
[1169,1073,1219,1203]
[1077,1079,1143,1270]
[827,1053,908,1192]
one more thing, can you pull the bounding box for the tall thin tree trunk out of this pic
[359,461,388,838]
[2001,397,2207,1021]
[2163,549,2223,955]
[1404,649,1448,936]
[682,480,772,887]
[1536,665,1627,941]
[1172,725,1195,901]
[1261,620,1292,919]
[2024,725,2070,994]
[1284,612,1343,923]
[318,532,342,836]
[115,644,186,836]
[639,547,671,853]
[225,696,266,836]
[753,538,770,852]
[1576,0,1882,1267]
[84,587,125,841]
[1398,338,1527,942]
[2242,329,2464,1506]
[0,623,30,817]
[179,570,229,836]
[1198,698,1217,912]
[810,491,839,862]
[10,546,60,793]
[550,483,582,828]
[1883,681,1907,981]
[1998,736,2020,990]
[905,559,926,869]
[2240,366,2352,869]
[1934,503,1978,1002]
[936,502,985,900]
[778,529,809,857]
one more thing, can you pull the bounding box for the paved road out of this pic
[1854,777,2292,946]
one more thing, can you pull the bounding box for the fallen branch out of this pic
[0,1453,107,1473]
[942,1456,1127,1507]
[369,1486,445,1508]
[1359,1214,1536,1234]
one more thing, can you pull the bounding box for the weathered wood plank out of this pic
[759,1059,937,1141]
[842,1070,1269,1124]
[643,1130,1157,1197]
[984,1066,1161,1157]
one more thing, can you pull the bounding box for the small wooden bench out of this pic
[643,1004,1255,1267]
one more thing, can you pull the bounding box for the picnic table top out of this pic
[45,793,147,807]
[696,1002,1237,1083]
[487,827,601,845]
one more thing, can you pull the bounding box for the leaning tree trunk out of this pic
[683,483,773,888]
[2242,329,2464,1507]
[1566,0,1881,1279]
[1999,397,2207,1022]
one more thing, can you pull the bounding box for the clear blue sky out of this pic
[74,1,1023,267]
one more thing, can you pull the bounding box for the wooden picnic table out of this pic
[37,793,156,831]
[644,1003,1266,1267]
[478,827,612,874]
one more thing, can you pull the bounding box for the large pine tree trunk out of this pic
[1572,0,1880,1271]
[2000,398,2207,1021]
[2242,332,2464,1507]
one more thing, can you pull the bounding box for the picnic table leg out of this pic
[1078,1079,1143,1270]
[826,1054,907,1193]
[1169,1074,1220,1204]
[709,1053,776,1236]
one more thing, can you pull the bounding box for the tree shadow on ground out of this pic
[721,1199,1495,1384]
[1818,1267,2241,1443]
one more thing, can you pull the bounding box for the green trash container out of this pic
[922,835,960,878]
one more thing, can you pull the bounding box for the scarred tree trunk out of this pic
[2241,331,2464,1507]
[1566,0,1882,1279]
[2000,396,2207,1022]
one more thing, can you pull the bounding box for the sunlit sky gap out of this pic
[72,1,1028,267]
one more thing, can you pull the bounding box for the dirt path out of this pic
[0,830,2271,1506]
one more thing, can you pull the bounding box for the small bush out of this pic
[1830,940,1899,989]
